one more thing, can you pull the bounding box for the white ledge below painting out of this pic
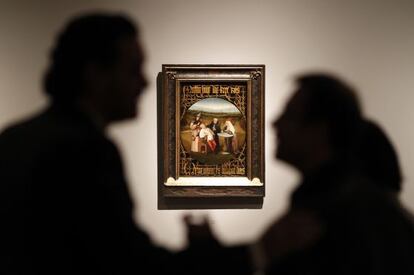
[164,177,263,186]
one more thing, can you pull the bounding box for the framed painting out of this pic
[158,64,265,203]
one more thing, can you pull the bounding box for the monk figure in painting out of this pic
[223,119,237,153]
[190,112,202,152]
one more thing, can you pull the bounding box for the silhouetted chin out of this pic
[274,147,279,160]
[124,109,137,120]
[275,144,283,160]
[275,145,294,167]
[123,104,138,119]
[132,109,139,120]
[276,151,284,162]
[109,108,137,123]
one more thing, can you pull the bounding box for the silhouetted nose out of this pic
[273,115,283,132]
[272,118,278,130]
[136,73,148,96]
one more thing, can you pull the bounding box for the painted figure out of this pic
[207,118,221,153]
[223,119,238,153]
[199,123,217,152]
[190,113,202,152]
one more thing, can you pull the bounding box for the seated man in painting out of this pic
[199,123,216,153]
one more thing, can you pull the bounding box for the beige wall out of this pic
[1,0,413,250]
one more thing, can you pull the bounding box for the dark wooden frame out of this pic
[158,65,265,209]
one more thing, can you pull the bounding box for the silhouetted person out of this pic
[0,13,185,274]
[355,119,414,226]
[258,74,414,275]
[355,119,402,193]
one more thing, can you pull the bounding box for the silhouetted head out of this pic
[355,119,402,192]
[44,13,147,123]
[274,73,363,174]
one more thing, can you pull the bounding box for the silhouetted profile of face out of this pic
[44,14,148,124]
[274,74,362,174]
[273,90,331,171]
[98,36,147,122]
[273,90,325,169]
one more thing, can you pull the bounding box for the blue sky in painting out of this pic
[188,98,240,114]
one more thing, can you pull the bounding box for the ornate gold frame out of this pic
[159,65,265,199]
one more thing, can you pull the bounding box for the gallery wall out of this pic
[1,0,413,250]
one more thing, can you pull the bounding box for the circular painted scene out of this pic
[180,98,246,165]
